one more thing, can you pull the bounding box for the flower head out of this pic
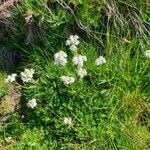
[95,56,106,66]
[77,68,87,78]
[60,76,75,85]
[5,73,17,83]
[64,117,72,125]
[66,35,79,51]
[72,55,87,68]
[27,98,37,109]
[54,51,67,66]
[144,50,150,58]
[66,35,79,46]
[21,115,25,118]
[69,45,77,51]
[20,68,35,82]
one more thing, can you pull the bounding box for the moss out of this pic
[0,99,13,114]
[0,84,21,121]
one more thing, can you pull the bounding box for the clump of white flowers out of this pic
[144,50,150,58]
[66,35,79,51]
[27,98,37,109]
[5,73,17,83]
[95,56,106,66]
[77,68,87,78]
[20,68,35,83]
[72,55,87,68]
[60,76,75,85]
[54,50,67,66]
[64,117,72,125]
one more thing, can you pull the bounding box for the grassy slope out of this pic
[0,0,150,149]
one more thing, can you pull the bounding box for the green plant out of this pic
[0,0,150,149]
[0,73,8,98]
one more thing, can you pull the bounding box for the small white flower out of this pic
[54,50,67,58]
[54,51,67,66]
[20,68,35,82]
[144,50,150,58]
[64,117,72,125]
[54,57,67,66]
[5,73,17,83]
[77,68,87,78]
[72,55,87,68]
[69,45,77,51]
[95,56,106,66]
[21,115,25,118]
[27,98,37,109]
[5,136,12,143]
[66,39,71,46]
[60,76,75,85]
[66,35,79,46]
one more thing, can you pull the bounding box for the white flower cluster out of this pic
[5,74,17,83]
[53,35,108,83]
[95,56,106,66]
[72,55,87,68]
[20,68,35,83]
[76,68,87,79]
[54,50,67,66]
[54,50,75,85]
[72,55,87,78]
[4,69,36,109]
[27,98,37,109]
[5,68,35,84]
[66,35,79,51]
[144,50,150,58]
[60,76,75,85]
[64,117,72,125]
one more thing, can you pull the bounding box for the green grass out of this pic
[0,0,150,149]
[0,73,8,98]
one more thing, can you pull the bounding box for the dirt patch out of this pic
[0,84,21,122]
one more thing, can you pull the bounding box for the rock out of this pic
[0,84,21,122]
[0,47,20,71]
